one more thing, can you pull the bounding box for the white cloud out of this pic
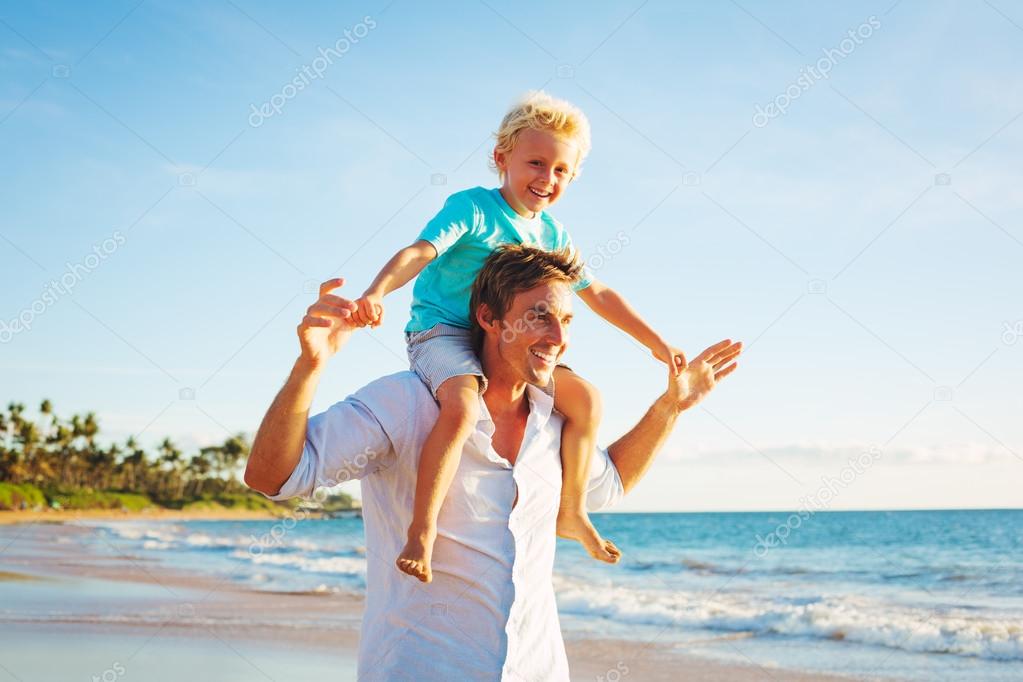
[665,439,1019,465]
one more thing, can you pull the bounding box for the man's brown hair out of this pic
[469,244,585,352]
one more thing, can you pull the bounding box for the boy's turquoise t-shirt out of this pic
[406,187,592,333]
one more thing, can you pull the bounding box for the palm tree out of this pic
[7,402,25,422]
[158,437,184,499]
[186,452,212,497]
[10,420,40,484]
[1,398,261,508]
[218,434,250,493]
[0,407,10,480]
[122,436,146,490]
[47,420,74,488]
[82,412,99,448]
[89,443,120,490]
[0,409,11,481]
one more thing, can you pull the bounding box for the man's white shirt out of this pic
[264,371,625,681]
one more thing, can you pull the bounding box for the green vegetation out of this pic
[0,482,46,510]
[0,400,355,514]
[180,493,282,513]
[42,489,154,512]
[320,491,358,512]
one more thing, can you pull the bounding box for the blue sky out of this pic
[2,0,1021,511]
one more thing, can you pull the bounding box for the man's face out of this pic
[493,281,573,387]
[494,128,579,217]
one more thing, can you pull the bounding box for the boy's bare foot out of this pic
[557,508,621,564]
[396,527,436,583]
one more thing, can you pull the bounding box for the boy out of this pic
[352,91,684,583]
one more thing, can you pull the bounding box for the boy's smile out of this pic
[495,128,580,218]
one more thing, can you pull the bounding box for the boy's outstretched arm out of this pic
[577,279,686,375]
[354,240,437,327]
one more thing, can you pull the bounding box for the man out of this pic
[244,245,741,680]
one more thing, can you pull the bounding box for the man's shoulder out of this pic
[348,371,438,449]
[351,370,432,409]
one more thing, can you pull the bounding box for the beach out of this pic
[2,511,1020,681]
[0,517,865,681]
[0,508,287,525]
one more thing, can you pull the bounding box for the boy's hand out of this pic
[652,341,687,376]
[353,291,384,328]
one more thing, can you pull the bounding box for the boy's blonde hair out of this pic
[490,91,592,179]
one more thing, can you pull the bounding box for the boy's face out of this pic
[494,128,579,218]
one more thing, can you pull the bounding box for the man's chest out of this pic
[489,411,527,465]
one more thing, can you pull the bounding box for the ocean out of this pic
[83,510,1023,681]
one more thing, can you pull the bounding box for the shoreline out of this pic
[0,520,868,681]
[0,507,293,525]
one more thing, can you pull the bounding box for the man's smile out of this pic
[529,347,558,366]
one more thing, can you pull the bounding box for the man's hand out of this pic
[665,339,742,413]
[298,278,360,370]
[353,290,384,328]
[652,341,687,376]
[609,339,743,495]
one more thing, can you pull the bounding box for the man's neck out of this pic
[479,348,531,464]
[479,347,530,420]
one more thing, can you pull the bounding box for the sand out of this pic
[0,507,288,525]
[0,520,867,681]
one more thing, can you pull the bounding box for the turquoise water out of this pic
[84,510,1023,681]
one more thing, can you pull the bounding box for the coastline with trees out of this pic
[0,400,356,520]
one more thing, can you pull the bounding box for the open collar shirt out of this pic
[265,371,625,681]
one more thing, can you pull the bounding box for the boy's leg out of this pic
[396,374,480,583]
[553,367,621,564]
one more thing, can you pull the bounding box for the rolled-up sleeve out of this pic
[262,382,403,501]
[585,446,625,511]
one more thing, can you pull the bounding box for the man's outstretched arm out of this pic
[607,339,742,495]
[244,278,359,496]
